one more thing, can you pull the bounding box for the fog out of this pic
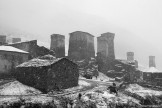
[0,0,162,70]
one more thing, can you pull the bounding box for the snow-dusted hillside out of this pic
[0,81,41,95]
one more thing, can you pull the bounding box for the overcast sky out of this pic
[0,0,162,70]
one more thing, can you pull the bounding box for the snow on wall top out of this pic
[17,54,62,67]
[0,46,29,54]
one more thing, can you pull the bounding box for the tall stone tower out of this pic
[149,56,156,67]
[68,31,95,60]
[0,35,7,45]
[12,38,21,43]
[97,32,115,59]
[127,52,134,61]
[50,34,65,58]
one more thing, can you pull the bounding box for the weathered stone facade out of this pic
[50,34,65,58]
[6,40,55,59]
[12,38,21,43]
[68,31,95,60]
[106,59,140,83]
[0,35,7,45]
[0,46,29,74]
[97,32,115,59]
[15,55,79,93]
[97,32,115,72]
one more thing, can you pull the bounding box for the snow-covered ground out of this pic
[92,72,112,82]
[126,84,162,97]
[78,80,91,86]
[64,80,92,93]
[80,89,140,108]
[0,81,41,95]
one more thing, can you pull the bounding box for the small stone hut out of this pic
[15,55,79,93]
[142,67,162,86]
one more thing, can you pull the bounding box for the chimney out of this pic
[100,32,115,59]
[127,52,134,61]
[0,35,7,45]
[12,38,21,43]
[50,34,65,58]
[149,56,156,67]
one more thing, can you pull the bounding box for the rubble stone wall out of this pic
[15,58,79,93]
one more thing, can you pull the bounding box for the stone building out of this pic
[15,55,79,93]
[0,35,7,45]
[97,32,115,72]
[97,32,115,60]
[6,40,55,59]
[142,56,162,86]
[0,46,29,74]
[149,56,156,67]
[68,31,95,60]
[127,52,138,68]
[127,52,134,61]
[12,38,21,43]
[50,34,65,58]
[102,58,140,83]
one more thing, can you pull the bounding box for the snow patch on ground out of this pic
[0,81,41,95]
[92,72,111,82]
[126,84,162,97]
[78,80,91,86]
[64,80,91,93]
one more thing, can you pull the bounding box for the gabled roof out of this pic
[17,55,74,68]
[115,59,136,66]
[0,46,28,54]
[143,67,161,73]
[6,40,37,45]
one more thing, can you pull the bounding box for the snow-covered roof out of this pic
[17,55,62,67]
[143,67,161,73]
[0,46,28,54]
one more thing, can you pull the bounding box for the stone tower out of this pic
[50,34,65,58]
[0,35,7,45]
[127,52,134,61]
[68,31,95,60]
[12,38,21,43]
[149,56,156,67]
[97,32,115,59]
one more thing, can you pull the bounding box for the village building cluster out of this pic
[0,30,161,92]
